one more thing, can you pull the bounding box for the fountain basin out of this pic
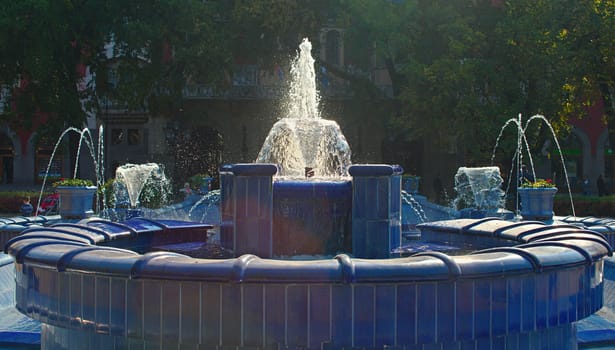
[273,178,352,256]
[3,217,611,349]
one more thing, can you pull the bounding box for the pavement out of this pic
[577,257,615,348]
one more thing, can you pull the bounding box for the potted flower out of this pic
[518,178,557,221]
[53,178,97,219]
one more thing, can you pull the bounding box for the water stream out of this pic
[36,126,105,216]
[490,113,576,217]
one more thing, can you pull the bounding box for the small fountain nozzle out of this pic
[305,167,315,178]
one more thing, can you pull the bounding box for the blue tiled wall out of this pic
[272,179,352,255]
[350,165,403,259]
[6,217,610,350]
[31,270,596,349]
[220,164,277,257]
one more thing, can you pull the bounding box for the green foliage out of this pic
[53,178,94,187]
[0,0,233,133]
[1,0,614,167]
[187,173,211,189]
[554,194,615,217]
[337,0,615,163]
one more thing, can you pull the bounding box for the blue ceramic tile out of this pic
[518,331,529,349]
[460,339,477,350]
[353,285,374,347]
[234,179,248,214]
[352,178,366,219]
[557,271,570,325]
[179,282,200,344]
[547,272,558,327]
[491,335,505,349]
[476,337,491,350]
[179,343,199,350]
[57,272,70,327]
[507,278,522,333]
[365,177,380,219]
[69,273,82,328]
[396,284,416,345]
[264,285,285,346]
[331,285,352,346]
[521,276,535,332]
[243,284,264,347]
[535,274,548,329]
[366,220,391,259]
[528,328,540,348]
[377,178,390,219]
[309,285,330,348]
[505,333,519,350]
[201,284,221,345]
[126,280,143,338]
[351,218,366,256]
[82,274,96,332]
[375,285,395,347]
[257,218,272,257]
[142,280,161,341]
[389,223,401,252]
[246,178,262,217]
[474,280,490,338]
[437,281,455,342]
[456,280,474,340]
[221,284,240,346]
[491,278,506,336]
[422,343,442,350]
[417,282,436,343]
[161,281,180,343]
[287,285,308,347]
[38,269,55,323]
[95,277,111,334]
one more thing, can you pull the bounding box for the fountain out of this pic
[491,113,576,217]
[256,38,351,177]
[101,163,172,220]
[453,166,508,218]
[36,126,105,216]
[1,39,613,350]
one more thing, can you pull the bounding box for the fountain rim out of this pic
[4,217,611,284]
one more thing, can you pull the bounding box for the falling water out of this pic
[256,38,352,177]
[490,114,575,217]
[188,189,221,223]
[36,126,105,216]
[287,38,320,120]
[525,115,576,217]
[401,191,428,223]
[453,167,505,212]
[114,163,170,209]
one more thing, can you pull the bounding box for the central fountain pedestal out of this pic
[220,163,403,258]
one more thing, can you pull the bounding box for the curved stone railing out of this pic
[3,217,612,350]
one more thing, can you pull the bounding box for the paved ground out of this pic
[577,257,615,348]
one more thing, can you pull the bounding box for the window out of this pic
[111,129,124,144]
[128,129,141,145]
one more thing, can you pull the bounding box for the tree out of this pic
[0,0,232,139]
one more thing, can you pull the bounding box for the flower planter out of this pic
[518,187,558,221]
[402,176,421,194]
[56,186,97,219]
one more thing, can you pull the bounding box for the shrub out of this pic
[53,178,94,187]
